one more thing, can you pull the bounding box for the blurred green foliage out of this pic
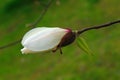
[87,0,100,4]
[4,0,49,13]
[0,0,120,80]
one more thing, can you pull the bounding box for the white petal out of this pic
[21,47,35,54]
[22,27,47,45]
[22,27,68,52]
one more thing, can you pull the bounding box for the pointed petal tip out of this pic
[21,47,32,54]
[21,48,26,54]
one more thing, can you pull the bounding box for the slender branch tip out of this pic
[77,19,120,35]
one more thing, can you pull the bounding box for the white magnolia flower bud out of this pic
[21,27,75,54]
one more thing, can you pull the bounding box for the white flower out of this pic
[21,27,75,54]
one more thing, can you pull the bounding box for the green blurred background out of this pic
[0,0,120,80]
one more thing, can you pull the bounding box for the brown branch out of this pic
[77,20,120,35]
[28,0,53,28]
[0,39,21,49]
[0,0,53,50]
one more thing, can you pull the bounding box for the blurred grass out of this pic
[0,0,120,80]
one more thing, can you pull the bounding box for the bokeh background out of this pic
[0,0,120,80]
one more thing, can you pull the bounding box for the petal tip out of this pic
[21,48,26,54]
[21,47,32,54]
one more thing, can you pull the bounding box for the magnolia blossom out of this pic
[21,27,75,54]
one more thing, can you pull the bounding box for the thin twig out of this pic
[28,0,53,28]
[0,39,21,49]
[77,20,120,35]
[0,0,53,50]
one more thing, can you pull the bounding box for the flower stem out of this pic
[77,20,120,35]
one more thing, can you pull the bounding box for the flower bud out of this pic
[21,27,75,54]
